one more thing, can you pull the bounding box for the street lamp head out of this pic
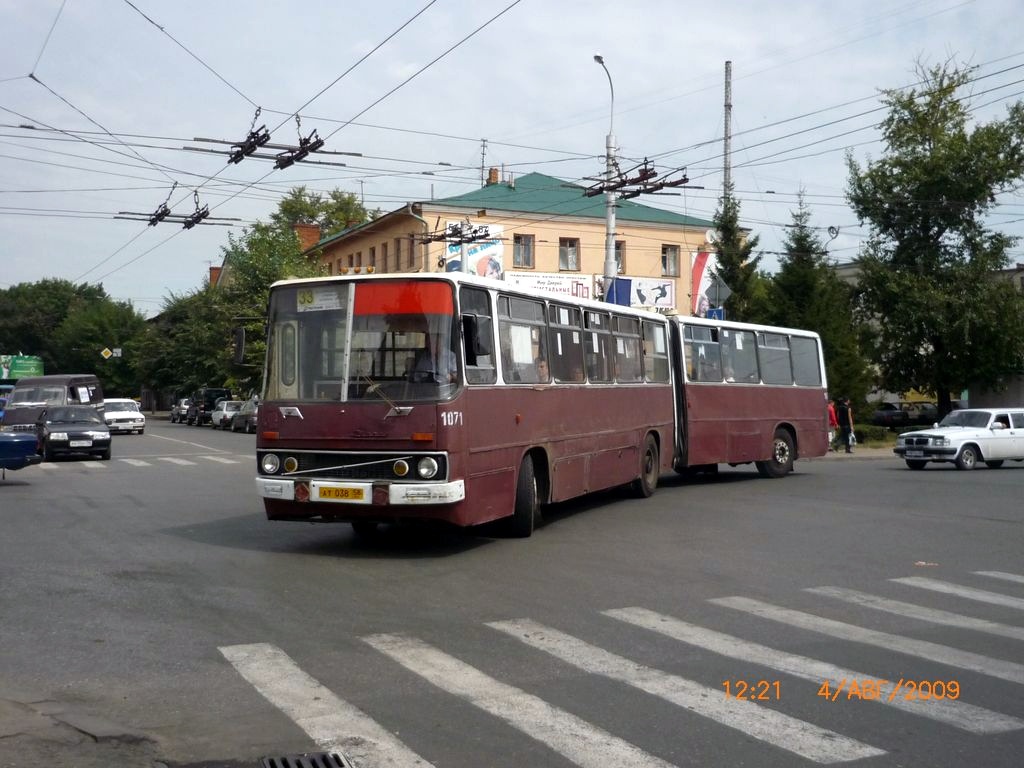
[594,54,604,65]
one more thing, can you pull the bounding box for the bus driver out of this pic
[409,329,457,384]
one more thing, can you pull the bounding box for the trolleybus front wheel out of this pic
[507,454,539,538]
[631,433,660,498]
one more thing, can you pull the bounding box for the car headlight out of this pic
[417,456,439,479]
[933,437,950,447]
[50,432,68,441]
[88,431,109,439]
[895,436,905,446]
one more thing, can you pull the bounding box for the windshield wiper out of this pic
[360,375,412,418]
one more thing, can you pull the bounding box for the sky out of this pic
[2,0,1023,317]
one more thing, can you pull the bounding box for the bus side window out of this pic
[460,286,496,385]
[548,303,584,383]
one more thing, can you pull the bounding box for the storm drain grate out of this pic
[260,753,353,768]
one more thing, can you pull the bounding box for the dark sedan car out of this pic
[230,397,259,433]
[37,405,111,461]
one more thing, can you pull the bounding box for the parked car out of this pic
[894,407,1024,470]
[103,398,146,434]
[0,431,42,473]
[230,397,259,433]
[210,400,243,429]
[870,402,909,428]
[170,398,191,423]
[36,405,112,461]
[870,401,938,428]
[186,387,232,425]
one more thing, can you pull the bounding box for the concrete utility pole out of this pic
[594,55,617,302]
[723,60,733,193]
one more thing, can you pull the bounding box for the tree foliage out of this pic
[0,279,146,393]
[768,196,872,404]
[269,186,371,237]
[712,184,765,322]
[847,61,1024,413]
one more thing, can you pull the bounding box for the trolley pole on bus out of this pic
[594,55,617,303]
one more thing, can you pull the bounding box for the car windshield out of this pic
[46,406,102,424]
[937,410,991,428]
[108,401,139,412]
[11,385,65,405]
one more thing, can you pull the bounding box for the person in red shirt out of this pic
[827,399,840,452]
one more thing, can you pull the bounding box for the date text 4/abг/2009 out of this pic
[817,679,960,702]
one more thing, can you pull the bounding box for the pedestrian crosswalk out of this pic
[36,453,246,469]
[220,571,1024,767]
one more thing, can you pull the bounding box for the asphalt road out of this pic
[1,419,1022,768]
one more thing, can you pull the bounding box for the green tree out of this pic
[269,186,370,237]
[768,195,872,404]
[847,61,1024,414]
[0,279,108,373]
[711,184,763,322]
[52,299,147,395]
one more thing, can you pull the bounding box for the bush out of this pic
[855,425,888,444]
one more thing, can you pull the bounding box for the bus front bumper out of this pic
[256,477,465,506]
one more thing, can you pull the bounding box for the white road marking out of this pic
[608,607,1023,735]
[974,571,1024,586]
[159,457,197,466]
[119,459,152,467]
[891,577,1024,611]
[202,455,238,464]
[219,643,433,768]
[488,618,883,764]
[364,633,675,768]
[80,461,107,469]
[38,462,58,469]
[806,586,1024,642]
[149,432,231,452]
[711,596,1024,685]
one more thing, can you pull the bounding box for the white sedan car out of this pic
[102,398,146,434]
[894,407,1024,470]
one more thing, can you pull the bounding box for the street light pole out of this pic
[594,55,617,303]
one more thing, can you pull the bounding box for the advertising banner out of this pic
[1,355,44,380]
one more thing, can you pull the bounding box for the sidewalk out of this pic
[812,444,896,461]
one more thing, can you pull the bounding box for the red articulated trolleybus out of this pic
[254,273,827,536]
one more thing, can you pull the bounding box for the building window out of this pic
[381,242,389,272]
[393,238,402,271]
[347,254,354,268]
[559,238,580,271]
[356,251,362,268]
[661,244,679,277]
[369,246,376,269]
[615,240,626,274]
[513,234,535,268]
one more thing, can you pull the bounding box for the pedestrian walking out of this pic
[836,396,855,453]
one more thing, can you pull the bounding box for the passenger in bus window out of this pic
[534,358,550,383]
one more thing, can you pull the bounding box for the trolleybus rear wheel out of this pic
[756,428,794,478]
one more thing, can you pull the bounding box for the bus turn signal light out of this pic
[411,432,434,442]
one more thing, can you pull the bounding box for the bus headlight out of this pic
[283,456,299,473]
[393,459,409,477]
[417,457,439,479]
[262,454,281,474]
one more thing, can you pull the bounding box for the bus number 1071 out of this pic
[440,411,463,427]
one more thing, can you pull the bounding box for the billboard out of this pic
[1,355,44,380]
[443,222,505,278]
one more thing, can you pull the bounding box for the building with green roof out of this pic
[301,170,717,312]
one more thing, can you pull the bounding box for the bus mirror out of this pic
[232,327,245,364]
[462,315,493,361]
